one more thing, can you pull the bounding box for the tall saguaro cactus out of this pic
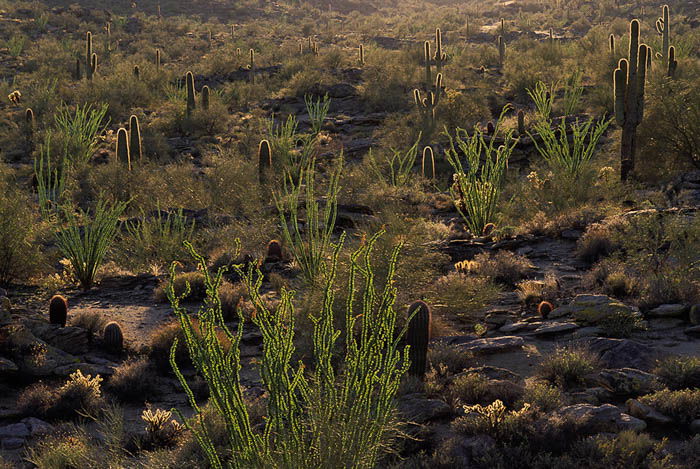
[414,73,443,137]
[85,31,93,80]
[406,300,431,378]
[129,115,142,162]
[434,28,447,74]
[613,20,648,181]
[258,139,272,185]
[186,71,195,116]
[655,5,670,65]
[423,40,432,88]
[116,128,131,171]
[249,48,256,84]
[497,36,506,67]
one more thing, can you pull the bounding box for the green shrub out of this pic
[639,389,700,425]
[538,346,599,389]
[106,357,160,403]
[654,356,700,390]
[598,310,645,338]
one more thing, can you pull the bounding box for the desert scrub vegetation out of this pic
[538,346,600,389]
[653,355,700,391]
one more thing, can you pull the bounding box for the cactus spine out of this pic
[129,115,142,163]
[406,300,431,378]
[614,20,647,181]
[116,127,131,170]
[201,85,210,111]
[414,73,443,137]
[103,321,124,353]
[497,36,506,67]
[49,295,68,327]
[186,71,195,116]
[258,139,272,184]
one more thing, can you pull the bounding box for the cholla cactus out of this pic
[613,19,648,181]
[141,406,184,449]
[8,90,21,105]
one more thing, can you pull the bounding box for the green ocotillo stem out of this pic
[258,139,272,184]
[186,71,195,116]
[655,4,670,64]
[201,85,210,111]
[406,300,431,378]
[129,115,142,162]
[116,127,131,171]
[86,31,93,80]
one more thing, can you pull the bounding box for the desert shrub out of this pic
[440,89,491,132]
[0,182,44,285]
[147,321,190,371]
[19,370,105,420]
[598,310,645,338]
[447,372,490,406]
[472,251,534,285]
[538,346,599,389]
[141,407,185,450]
[167,232,409,467]
[106,357,160,403]
[516,274,559,305]
[428,343,473,374]
[567,431,670,469]
[454,400,534,444]
[25,427,95,468]
[519,380,565,413]
[576,218,625,263]
[426,272,500,321]
[654,355,700,391]
[638,389,700,425]
[70,311,107,342]
[155,271,206,302]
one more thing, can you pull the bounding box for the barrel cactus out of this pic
[103,321,124,352]
[49,295,68,327]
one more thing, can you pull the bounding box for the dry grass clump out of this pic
[427,342,473,374]
[577,218,625,263]
[516,274,559,305]
[518,379,565,413]
[426,272,500,322]
[70,311,108,342]
[537,346,600,389]
[471,251,535,285]
[106,357,161,403]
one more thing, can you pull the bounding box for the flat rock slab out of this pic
[575,337,661,371]
[556,403,646,434]
[596,368,663,396]
[550,294,635,324]
[398,394,452,424]
[531,322,579,336]
[453,336,525,355]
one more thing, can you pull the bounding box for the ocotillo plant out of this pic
[406,300,431,378]
[186,71,195,116]
[129,115,142,162]
[497,36,506,67]
[201,85,210,111]
[613,19,648,181]
[258,139,272,184]
[116,127,131,170]
[414,73,443,137]
[433,28,447,74]
[249,49,256,84]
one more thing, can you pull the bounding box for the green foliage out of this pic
[6,35,26,57]
[55,198,128,290]
[538,346,599,389]
[367,136,421,187]
[530,116,612,181]
[639,389,700,425]
[275,158,342,284]
[167,231,409,468]
[34,132,67,220]
[654,356,700,390]
[304,93,330,136]
[527,81,556,121]
[445,106,517,235]
[53,102,109,166]
[563,69,584,115]
[0,181,43,285]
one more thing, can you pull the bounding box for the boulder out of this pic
[647,304,687,318]
[0,423,29,439]
[690,419,700,434]
[0,357,18,373]
[576,337,661,370]
[596,368,663,396]
[30,323,88,355]
[532,322,579,336]
[1,324,78,377]
[398,394,452,424]
[1,437,24,450]
[550,295,635,324]
[626,399,674,426]
[452,336,525,355]
[556,403,646,433]
[689,305,700,325]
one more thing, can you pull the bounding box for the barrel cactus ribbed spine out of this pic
[406,300,431,378]
[103,321,124,353]
[49,295,68,327]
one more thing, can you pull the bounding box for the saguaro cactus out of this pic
[156,49,161,70]
[249,49,256,83]
[434,28,447,74]
[129,115,142,162]
[116,127,131,170]
[358,44,365,65]
[414,73,443,137]
[423,40,432,88]
[133,65,140,79]
[609,34,616,55]
[613,19,648,181]
[655,5,670,65]
[422,146,435,180]
[25,108,35,152]
[90,53,98,78]
[85,31,93,80]
[201,85,210,111]
[517,109,525,135]
[258,139,272,184]
[186,71,195,116]
[406,300,431,378]
[497,36,506,67]
[667,45,678,77]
